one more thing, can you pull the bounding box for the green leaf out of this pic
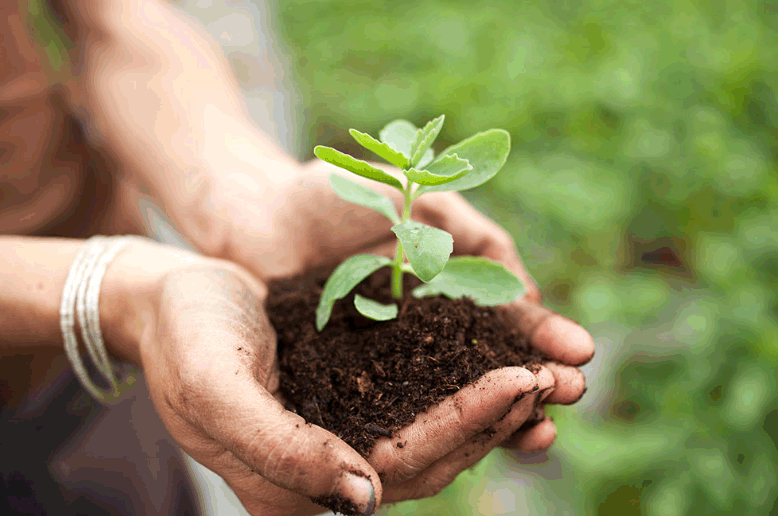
[391,220,453,282]
[314,145,403,190]
[349,129,409,169]
[409,115,445,167]
[316,254,392,331]
[330,174,400,224]
[405,154,472,186]
[378,119,417,158]
[354,294,398,321]
[411,257,525,306]
[416,129,511,194]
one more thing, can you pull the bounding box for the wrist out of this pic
[100,239,204,365]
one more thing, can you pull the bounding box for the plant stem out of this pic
[402,184,413,220]
[390,183,414,299]
[391,241,404,299]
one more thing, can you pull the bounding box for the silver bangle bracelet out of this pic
[60,235,141,405]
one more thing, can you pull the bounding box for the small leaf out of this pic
[354,294,398,321]
[316,254,392,331]
[378,119,417,159]
[405,154,472,186]
[404,167,468,186]
[417,129,511,194]
[330,174,400,224]
[391,220,453,282]
[349,129,409,169]
[411,257,525,306]
[409,115,445,167]
[314,145,403,190]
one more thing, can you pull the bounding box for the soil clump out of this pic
[267,265,545,460]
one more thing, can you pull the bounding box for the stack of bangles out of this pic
[60,235,141,404]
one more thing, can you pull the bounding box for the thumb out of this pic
[184,377,380,515]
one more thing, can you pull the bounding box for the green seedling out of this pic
[314,115,525,331]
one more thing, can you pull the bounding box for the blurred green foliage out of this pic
[272,0,778,514]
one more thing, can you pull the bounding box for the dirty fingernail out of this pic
[344,472,376,516]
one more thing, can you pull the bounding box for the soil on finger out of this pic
[266,267,545,457]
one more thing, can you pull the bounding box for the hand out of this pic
[122,243,556,514]
[125,243,563,514]
[210,160,594,452]
[123,245,375,516]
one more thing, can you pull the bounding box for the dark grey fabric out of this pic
[1,369,197,515]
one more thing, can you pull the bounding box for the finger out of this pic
[150,267,381,513]
[382,367,555,503]
[498,298,595,365]
[543,361,587,405]
[412,191,540,302]
[501,418,557,452]
[369,367,539,484]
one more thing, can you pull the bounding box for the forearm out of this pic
[60,0,296,251]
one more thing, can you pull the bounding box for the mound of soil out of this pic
[266,266,545,459]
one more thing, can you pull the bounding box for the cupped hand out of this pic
[136,251,559,515]
[140,255,377,516]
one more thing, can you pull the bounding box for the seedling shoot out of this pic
[314,115,525,331]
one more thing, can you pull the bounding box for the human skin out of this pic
[1,0,594,514]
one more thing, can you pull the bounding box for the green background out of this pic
[270,0,778,514]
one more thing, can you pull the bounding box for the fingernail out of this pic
[344,472,376,516]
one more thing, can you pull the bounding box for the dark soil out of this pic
[309,494,359,516]
[266,266,546,462]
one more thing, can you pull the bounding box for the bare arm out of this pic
[58,0,294,250]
